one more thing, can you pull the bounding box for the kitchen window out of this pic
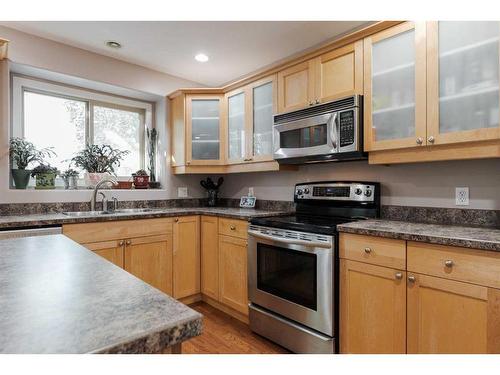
[11,75,153,179]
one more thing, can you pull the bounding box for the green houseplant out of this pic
[69,144,129,188]
[60,168,79,190]
[31,164,59,190]
[9,138,55,189]
[132,169,149,189]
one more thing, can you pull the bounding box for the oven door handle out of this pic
[248,230,332,249]
[328,112,339,151]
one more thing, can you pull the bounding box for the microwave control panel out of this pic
[339,110,355,148]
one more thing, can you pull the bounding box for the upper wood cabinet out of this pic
[364,22,427,152]
[173,215,201,299]
[426,21,500,146]
[277,41,363,114]
[0,38,8,60]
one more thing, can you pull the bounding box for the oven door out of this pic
[273,112,338,160]
[248,227,334,336]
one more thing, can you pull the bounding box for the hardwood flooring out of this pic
[183,302,290,354]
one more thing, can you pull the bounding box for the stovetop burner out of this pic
[251,214,360,235]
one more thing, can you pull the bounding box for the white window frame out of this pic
[11,75,154,180]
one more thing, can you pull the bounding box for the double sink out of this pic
[63,208,158,217]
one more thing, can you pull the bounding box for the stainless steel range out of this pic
[248,181,380,354]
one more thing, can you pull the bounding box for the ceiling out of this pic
[1,21,370,86]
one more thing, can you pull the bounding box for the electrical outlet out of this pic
[455,187,469,206]
[178,187,188,198]
[248,187,254,197]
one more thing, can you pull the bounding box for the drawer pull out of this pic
[395,272,403,280]
[444,260,454,268]
[364,247,372,254]
[230,225,236,230]
[408,275,416,283]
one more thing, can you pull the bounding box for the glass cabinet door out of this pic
[364,22,427,151]
[427,21,500,145]
[227,90,246,163]
[187,96,222,164]
[251,78,275,161]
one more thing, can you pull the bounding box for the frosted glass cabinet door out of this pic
[227,91,246,162]
[427,21,500,145]
[364,22,427,151]
[252,80,274,160]
[187,96,222,164]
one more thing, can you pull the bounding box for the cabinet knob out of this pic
[416,137,423,145]
[395,272,403,280]
[364,247,372,254]
[118,240,124,246]
[444,260,454,268]
[174,218,179,222]
[427,136,435,144]
[230,225,236,230]
[315,99,320,104]
[408,275,416,283]
[126,240,132,246]
[309,101,314,106]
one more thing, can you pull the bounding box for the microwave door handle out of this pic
[248,230,331,249]
[328,112,338,150]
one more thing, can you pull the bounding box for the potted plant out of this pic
[132,169,149,189]
[31,164,59,190]
[69,144,129,188]
[9,138,55,189]
[60,168,79,190]
[146,128,160,189]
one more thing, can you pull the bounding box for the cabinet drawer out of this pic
[218,218,248,239]
[407,242,500,289]
[339,233,406,269]
[63,217,173,243]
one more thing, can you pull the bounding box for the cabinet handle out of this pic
[118,240,124,247]
[364,247,372,254]
[309,101,314,106]
[395,272,403,280]
[315,99,320,105]
[243,158,253,162]
[427,136,435,144]
[408,275,416,283]
[125,240,132,246]
[230,225,236,230]
[416,137,423,145]
[174,218,179,222]
[444,260,454,268]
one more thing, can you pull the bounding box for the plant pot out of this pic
[63,176,78,190]
[35,173,56,190]
[114,181,133,189]
[84,172,110,188]
[133,175,149,189]
[11,169,32,189]
[148,181,161,189]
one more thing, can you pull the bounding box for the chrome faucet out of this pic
[90,177,118,211]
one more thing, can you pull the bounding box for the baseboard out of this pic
[201,295,250,324]
[178,294,203,305]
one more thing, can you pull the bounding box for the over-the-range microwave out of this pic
[273,95,365,164]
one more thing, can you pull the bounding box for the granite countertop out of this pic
[0,207,292,230]
[0,235,202,353]
[338,219,500,252]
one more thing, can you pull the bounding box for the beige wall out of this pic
[0,25,207,203]
[220,159,500,210]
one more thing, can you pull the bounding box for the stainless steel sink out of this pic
[63,208,157,217]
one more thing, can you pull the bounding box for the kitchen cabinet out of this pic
[83,240,124,268]
[277,42,363,114]
[226,75,277,164]
[426,21,500,146]
[173,215,200,299]
[185,94,226,165]
[364,22,427,152]
[0,38,8,60]
[201,216,219,300]
[407,273,500,354]
[340,259,406,354]
[124,234,173,295]
[219,234,249,315]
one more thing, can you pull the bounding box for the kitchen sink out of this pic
[63,208,157,217]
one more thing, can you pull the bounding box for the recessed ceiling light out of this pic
[195,53,209,62]
[106,41,122,49]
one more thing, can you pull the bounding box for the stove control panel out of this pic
[295,182,377,202]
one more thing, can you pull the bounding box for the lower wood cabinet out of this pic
[201,216,219,300]
[340,259,406,354]
[83,240,124,268]
[407,273,500,354]
[219,234,248,315]
[124,234,173,296]
[173,216,200,299]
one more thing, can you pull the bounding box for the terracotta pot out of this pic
[114,181,133,189]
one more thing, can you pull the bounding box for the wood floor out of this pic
[183,302,290,354]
